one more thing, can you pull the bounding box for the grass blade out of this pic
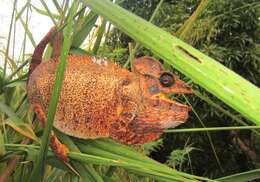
[52,0,63,15]
[56,131,104,182]
[123,0,164,68]
[176,0,210,39]
[92,19,106,54]
[6,59,29,81]
[28,1,79,181]
[0,130,5,156]
[15,8,36,48]
[6,143,214,182]
[72,11,98,47]
[165,126,260,133]
[0,102,38,142]
[30,5,60,19]
[3,0,17,78]
[15,2,27,21]
[39,0,58,26]
[217,168,260,182]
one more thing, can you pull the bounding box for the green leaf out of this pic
[217,168,260,182]
[31,4,60,20]
[6,143,214,182]
[176,0,210,39]
[44,168,66,182]
[5,120,38,142]
[15,2,27,21]
[75,138,211,181]
[52,0,62,15]
[92,19,107,54]
[72,11,98,47]
[69,47,94,56]
[29,1,79,181]
[15,8,36,47]
[3,0,17,78]
[0,130,5,156]
[39,0,58,26]
[55,130,104,182]
[83,0,260,124]
[0,102,38,142]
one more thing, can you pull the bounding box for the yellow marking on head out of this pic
[150,93,189,108]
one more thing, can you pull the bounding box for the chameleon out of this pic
[27,27,192,161]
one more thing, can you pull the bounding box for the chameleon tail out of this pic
[28,27,57,78]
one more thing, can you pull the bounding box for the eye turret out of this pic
[159,72,175,87]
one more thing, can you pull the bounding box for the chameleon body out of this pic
[27,28,192,146]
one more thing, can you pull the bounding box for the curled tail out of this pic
[28,27,58,78]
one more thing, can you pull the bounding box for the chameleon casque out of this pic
[27,27,192,161]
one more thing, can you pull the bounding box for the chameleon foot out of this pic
[50,134,69,162]
[33,103,69,162]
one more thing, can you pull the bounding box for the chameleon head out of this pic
[109,57,193,145]
[127,57,193,143]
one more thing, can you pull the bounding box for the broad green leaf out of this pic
[83,0,260,124]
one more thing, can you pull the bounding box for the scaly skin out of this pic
[27,27,192,162]
[28,55,143,140]
[28,55,192,144]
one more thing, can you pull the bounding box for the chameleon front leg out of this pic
[33,103,69,162]
[109,96,162,145]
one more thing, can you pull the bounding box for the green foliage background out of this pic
[103,0,260,178]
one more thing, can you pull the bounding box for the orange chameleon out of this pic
[27,27,192,162]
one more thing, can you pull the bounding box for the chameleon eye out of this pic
[159,72,175,87]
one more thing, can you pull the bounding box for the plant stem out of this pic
[3,0,17,78]
[165,126,260,133]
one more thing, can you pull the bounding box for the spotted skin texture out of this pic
[28,55,142,139]
[28,55,193,145]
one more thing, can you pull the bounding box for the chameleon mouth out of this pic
[150,93,191,111]
[146,92,191,129]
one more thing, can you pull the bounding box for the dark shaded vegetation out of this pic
[103,0,260,178]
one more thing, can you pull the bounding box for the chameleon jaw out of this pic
[146,92,191,129]
[150,92,191,111]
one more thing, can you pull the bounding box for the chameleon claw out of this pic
[50,134,69,162]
